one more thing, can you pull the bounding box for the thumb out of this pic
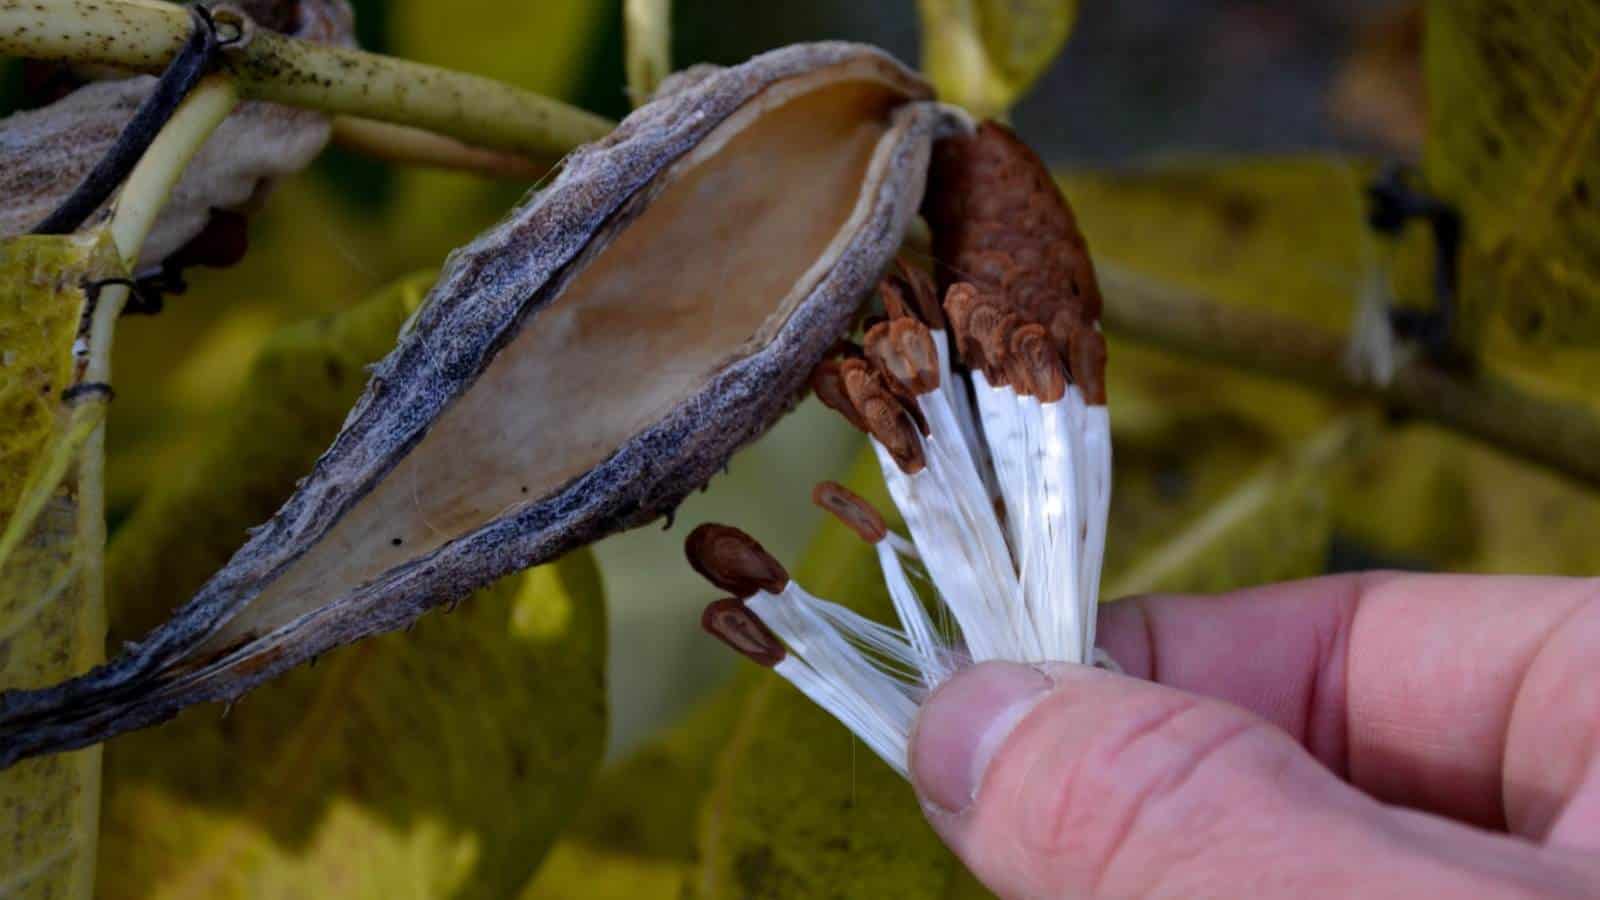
[909,661,1546,900]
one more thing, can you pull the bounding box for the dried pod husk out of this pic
[0,0,355,268]
[0,42,960,764]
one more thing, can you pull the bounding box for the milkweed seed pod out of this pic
[693,123,1111,778]
[0,42,964,764]
[0,0,355,268]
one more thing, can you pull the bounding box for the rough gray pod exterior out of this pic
[0,42,963,765]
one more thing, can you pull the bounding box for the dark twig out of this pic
[1366,164,1464,364]
[29,6,225,235]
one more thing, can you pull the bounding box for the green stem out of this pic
[106,73,240,265]
[330,116,544,180]
[624,0,672,106]
[0,0,615,161]
[81,72,241,675]
[1098,263,1600,491]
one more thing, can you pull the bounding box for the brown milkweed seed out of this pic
[702,598,786,668]
[685,524,791,597]
[812,480,888,544]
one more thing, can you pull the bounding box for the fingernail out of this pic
[910,661,1053,815]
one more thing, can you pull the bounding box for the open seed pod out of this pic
[0,42,963,764]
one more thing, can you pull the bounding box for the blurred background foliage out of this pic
[4,0,1600,897]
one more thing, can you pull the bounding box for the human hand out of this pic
[910,574,1600,899]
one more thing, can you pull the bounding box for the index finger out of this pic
[1097,572,1600,838]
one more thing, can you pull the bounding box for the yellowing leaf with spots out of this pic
[96,273,608,899]
[0,232,123,900]
[1056,156,1600,574]
[1425,0,1600,356]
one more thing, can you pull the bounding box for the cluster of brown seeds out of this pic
[809,269,936,475]
[924,121,1104,357]
[688,523,791,667]
[805,121,1108,476]
[688,485,895,670]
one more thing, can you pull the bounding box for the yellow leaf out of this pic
[918,0,1078,117]
[1424,0,1600,353]
[106,271,436,638]
[97,273,608,898]
[98,557,606,900]
[1105,418,1358,598]
[1334,422,1600,576]
[106,180,402,516]
[0,232,123,900]
[1059,158,1378,337]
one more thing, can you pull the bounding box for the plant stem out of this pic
[0,0,615,161]
[86,71,239,608]
[330,116,544,180]
[624,0,672,106]
[82,69,239,675]
[107,73,240,264]
[1098,263,1600,490]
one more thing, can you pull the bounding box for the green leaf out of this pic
[0,232,123,900]
[918,0,1078,118]
[96,273,608,899]
[1423,0,1600,353]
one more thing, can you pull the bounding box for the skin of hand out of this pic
[909,574,1600,899]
